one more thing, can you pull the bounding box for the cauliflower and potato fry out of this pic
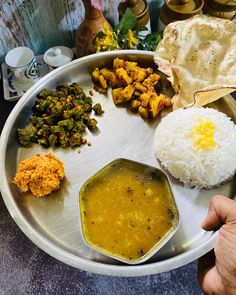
[91,58,172,119]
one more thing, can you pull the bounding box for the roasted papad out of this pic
[154,15,236,109]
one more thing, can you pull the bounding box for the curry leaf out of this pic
[137,32,163,51]
[92,31,106,45]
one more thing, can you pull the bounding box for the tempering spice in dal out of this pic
[80,159,178,262]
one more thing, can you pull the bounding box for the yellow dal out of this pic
[80,160,178,262]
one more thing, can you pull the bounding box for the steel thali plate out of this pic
[0,50,235,277]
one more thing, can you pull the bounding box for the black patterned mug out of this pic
[5,47,39,84]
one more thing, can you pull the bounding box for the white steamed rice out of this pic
[153,107,236,188]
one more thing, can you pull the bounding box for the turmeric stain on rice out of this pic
[189,117,217,151]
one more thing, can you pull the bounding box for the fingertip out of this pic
[200,220,206,229]
[201,195,235,231]
[201,219,211,231]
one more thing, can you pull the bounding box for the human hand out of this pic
[197,195,236,295]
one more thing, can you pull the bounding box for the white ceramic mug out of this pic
[5,47,39,84]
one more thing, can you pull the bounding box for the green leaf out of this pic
[95,31,106,40]
[135,26,148,32]
[92,31,106,45]
[115,8,136,36]
[137,32,163,51]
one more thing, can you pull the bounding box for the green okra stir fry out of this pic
[17,83,104,148]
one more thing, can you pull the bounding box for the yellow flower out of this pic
[94,22,120,52]
[127,29,138,48]
[103,21,111,34]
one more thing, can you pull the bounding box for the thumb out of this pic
[201,195,236,231]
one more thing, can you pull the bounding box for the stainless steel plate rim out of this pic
[0,183,218,276]
[0,50,227,276]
